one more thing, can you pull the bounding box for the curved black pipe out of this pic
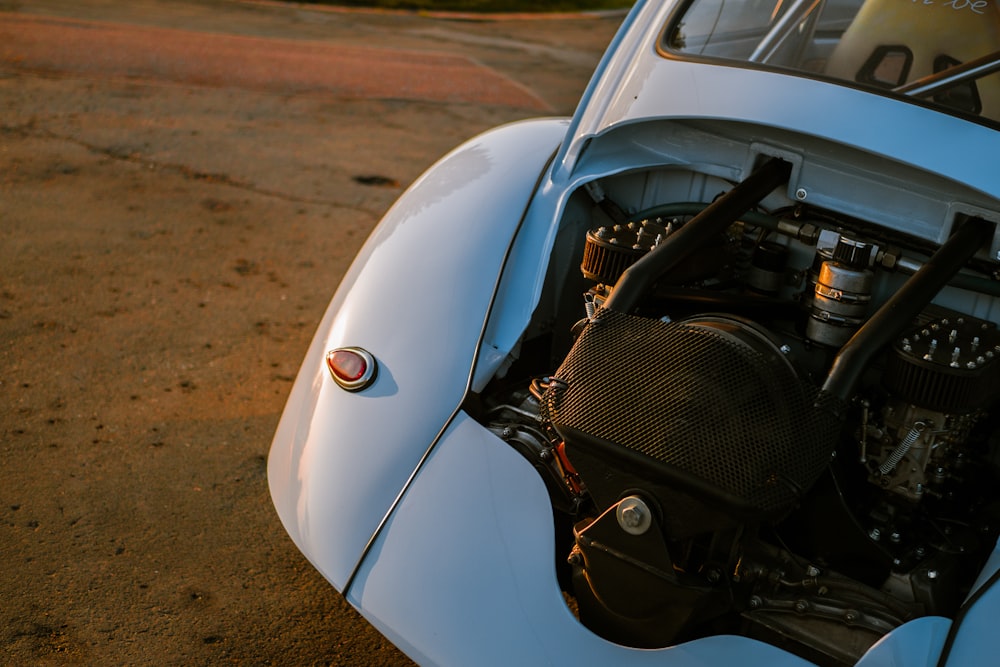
[603,158,792,313]
[820,217,995,410]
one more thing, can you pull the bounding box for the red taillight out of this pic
[326,347,377,392]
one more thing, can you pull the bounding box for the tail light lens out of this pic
[326,347,377,392]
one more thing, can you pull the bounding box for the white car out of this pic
[268,1,1000,665]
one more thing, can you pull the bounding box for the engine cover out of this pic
[543,309,837,531]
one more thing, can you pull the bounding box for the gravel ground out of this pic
[0,1,621,663]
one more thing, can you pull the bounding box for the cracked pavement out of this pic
[0,1,622,664]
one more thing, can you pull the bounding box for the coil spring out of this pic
[879,421,927,476]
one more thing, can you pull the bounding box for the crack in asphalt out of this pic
[5,122,383,218]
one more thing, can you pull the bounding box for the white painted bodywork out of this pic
[269,0,1000,664]
[268,118,567,589]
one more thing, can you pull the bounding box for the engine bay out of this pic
[474,157,1000,666]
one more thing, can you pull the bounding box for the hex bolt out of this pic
[620,506,642,528]
[795,187,808,201]
[616,495,653,535]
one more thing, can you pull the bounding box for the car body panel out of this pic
[267,118,567,589]
[853,617,949,667]
[940,544,1000,666]
[556,0,1000,192]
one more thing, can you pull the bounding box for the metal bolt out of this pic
[794,600,809,614]
[844,610,859,624]
[616,495,653,535]
[927,569,939,580]
[869,528,882,541]
[748,596,763,610]
[779,344,792,354]
[620,506,642,528]
[795,187,808,201]
[805,565,821,577]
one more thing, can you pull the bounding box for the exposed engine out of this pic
[477,159,1000,666]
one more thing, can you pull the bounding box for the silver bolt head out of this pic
[616,496,653,535]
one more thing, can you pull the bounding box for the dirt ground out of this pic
[0,2,621,663]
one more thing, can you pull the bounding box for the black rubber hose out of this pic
[603,158,792,313]
[820,217,995,410]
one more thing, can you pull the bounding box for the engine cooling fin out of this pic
[542,309,837,519]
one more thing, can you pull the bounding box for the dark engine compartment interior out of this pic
[472,158,1000,666]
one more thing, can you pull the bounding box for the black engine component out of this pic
[542,310,838,527]
[581,220,669,284]
[479,176,1000,664]
[885,315,1000,412]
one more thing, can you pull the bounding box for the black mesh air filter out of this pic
[542,310,836,516]
[884,316,1000,412]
